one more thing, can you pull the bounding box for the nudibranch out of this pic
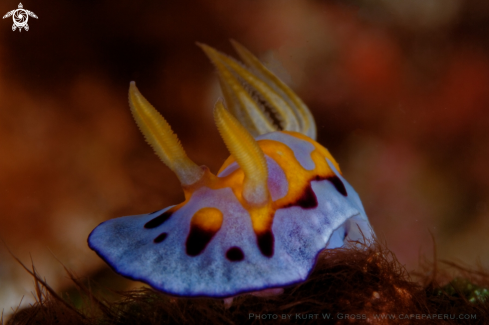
[88,41,375,298]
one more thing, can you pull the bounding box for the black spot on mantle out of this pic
[226,247,245,262]
[144,210,173,229]
[186,226,218,256]
[153,232,168,243]
[326,175,347,196]
[282,174,347,210]
[257,231,274,258]
[283,183,318,209]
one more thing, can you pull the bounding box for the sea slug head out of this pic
[88,40,375,298]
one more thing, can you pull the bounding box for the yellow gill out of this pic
[199,43,304,137]
[199,43,277,136]
[230,40,317,140]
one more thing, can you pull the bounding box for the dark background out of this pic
[1,0,488,311]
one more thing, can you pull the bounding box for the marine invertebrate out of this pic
[88,41,375,298]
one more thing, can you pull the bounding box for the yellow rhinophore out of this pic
[129,82,204,186]
[214,101,269,206]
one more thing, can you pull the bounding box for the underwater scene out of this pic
[0,0,488,324]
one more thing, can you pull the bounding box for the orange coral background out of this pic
[1,0,488,312]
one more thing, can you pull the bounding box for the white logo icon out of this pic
[3,3,38,32]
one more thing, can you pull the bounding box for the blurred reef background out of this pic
[0,0,489,314]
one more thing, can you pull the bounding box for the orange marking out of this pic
[176,132,340,235]
[281,131,341,174]
[190,207,223,232]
